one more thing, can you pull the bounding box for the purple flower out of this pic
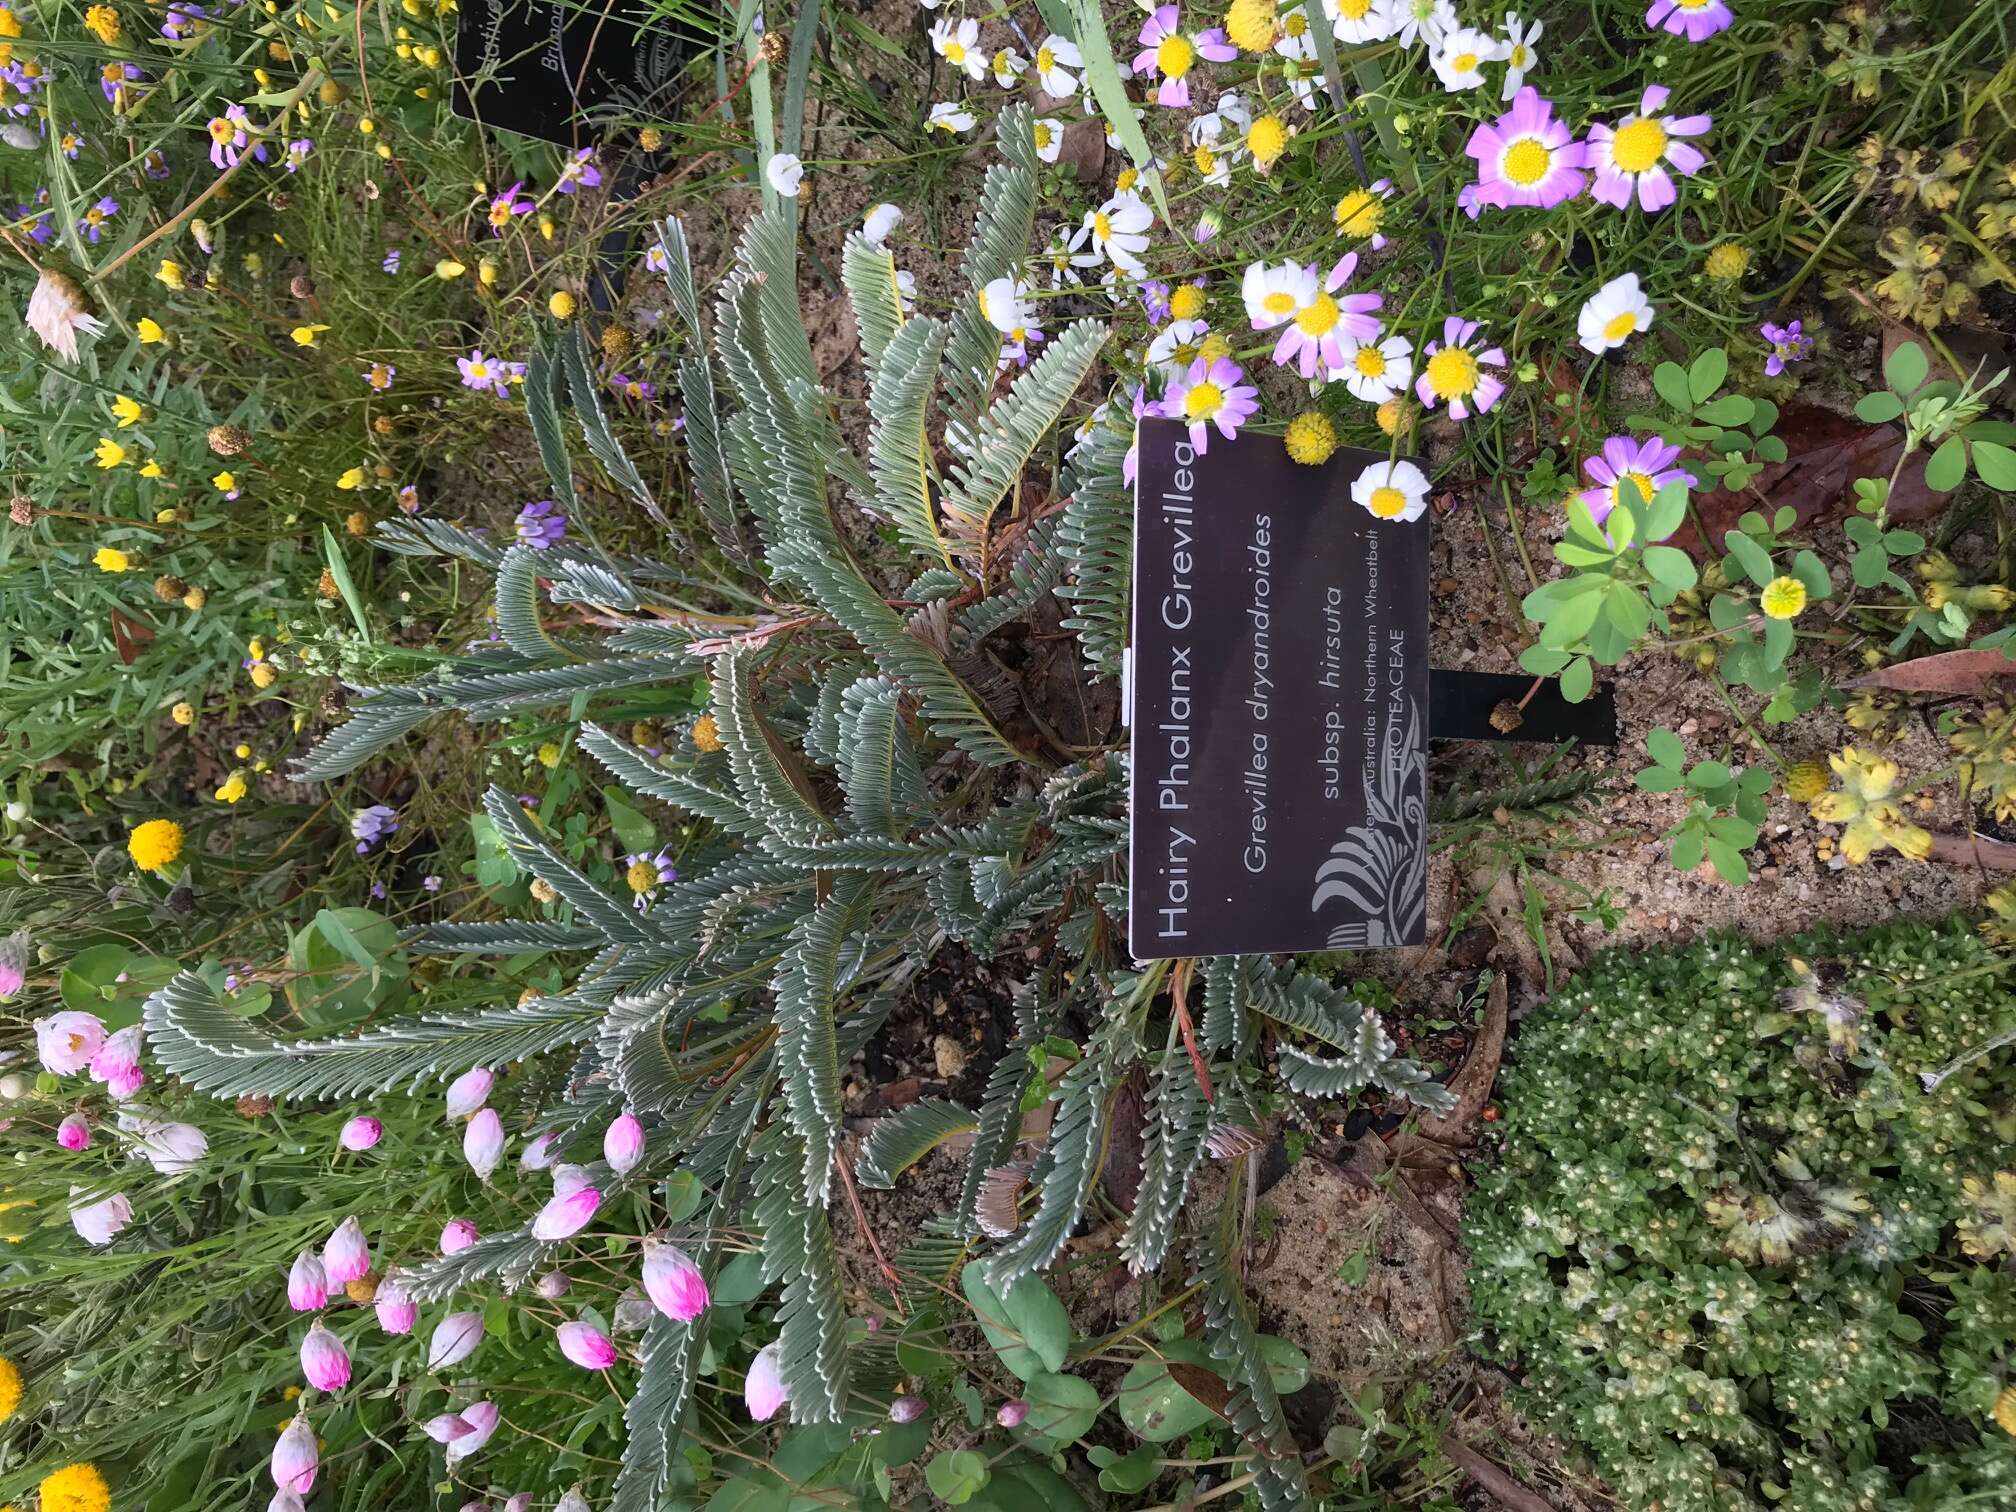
[1270,253,1382,379]
[1467,88,1588,211]
[60,129,85,161]
[101,64,146,108]
[1160,356,1259,453]
[515,499,567,550]
[351,803,399,854]
[457,349,512,396]
[1415,315,1507,420]
[1138,280,1173,324]
[382,248,402,273]
[1587,86,1710,213]
[163,3,206,39]
[142,149,171,180]
[77,197,119,244]
[557,148,602,195]
[1576,435,1697,527]
[284,138,313,173]
[1646,0,1733,43]
[205,104,253,172]
[422,874,442,892]
[622,846,677,908]
[1760,319,1813,377]
[1132,6,1236,109]
[487,181,535,234]
[609,373,657,403]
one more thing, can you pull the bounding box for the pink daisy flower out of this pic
[1160,356,1258,453]
[1465,88,1587,210]
[1271,254,1383,380]
[1646,0,1734,43]
[1133,6,1236,109]
[1587,86,1710,213]
[1576,435,1696,526]
[1414,316,1506,421]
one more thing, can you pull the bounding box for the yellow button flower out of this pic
[93,547,131,573]
[126,819,184,873]
[1760,576,1807,620]
[212,471,237,491]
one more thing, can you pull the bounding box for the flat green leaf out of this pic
[1560,656,1593,703]
[1015,1372,1100,1449]
[1884,340,1927,395]
[926,1450,992,1504]
[1646,482,1689,540]
[1763,614,1795,666]
[1641,545,1698,592]
[1688,347,1728,404]
[1973,439,2016,490]
[1926,435,1967,492]
[1518,644,1572,675]
[1695,394,1753,426]
[1670,829,1704,871]
[1855,390,1904,424]
[961,1266,1070,1379]
[321,526,371,641]
[1645,727,1686,769]
[1790,549,1832,601]
[1722,530,1775,587]
[1635,768,1684,793]
[1653,361,1694,414]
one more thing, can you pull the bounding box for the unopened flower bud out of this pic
[444,1066,492,1119]
[323,1215,371,1283]
[557,1318,618,1370]
[427,1310,485,1370]
[288,1249,330,1312]
[272,1414,319,1493]
[533,1186,602,1241]
[440,1218,479,1254]
[535,1269,571,1299]
[996,1399,1028,1428]
[374,1275,417,1334]
[603,1111,645,1174]
[300,1319,351,1390]
[463,1107,506,1178]
[642,1239,709,1322]
[889,1394,926,1423]
[338,1115,382,1151]
[57,1113,91,1150]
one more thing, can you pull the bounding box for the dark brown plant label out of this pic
[451,0,685,147]
[1127,416,1430,958]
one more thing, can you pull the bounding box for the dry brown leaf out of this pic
[1844,648,2016,696]
[1416,971,1508,1146]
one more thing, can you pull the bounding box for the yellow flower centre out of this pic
[1182,381,1224,420]
[1353,345,1388,377]
[1262,290,1297,317]
[1610,118,1669,174]
[1425,346,1479,399]
[1450,51,1479,74]
[1116,166,1139,191]
[1284,13,1307,35]
[1610,471,1656,509]
[207,118,234,145]
[1338,0,1371,16]
[1034,122,1053,150]
[1761,576,1808,620]
[1335,191,1383,236]
[1294,293,1340,337]
[1501,137,1552,187]
[1198,333,1233,363]
[1093,211,1114,242]
[944,41,966,62]
[1156,34,1196,78]
[1169,285,1205,320]
[1602,311,1640,342]
[1675,0,1711,8]
[993,50,1013,72]
[1368,486,1408,519]
[1037,46,1054,70]
[1193,143,1217,174]
[626,858,659,894]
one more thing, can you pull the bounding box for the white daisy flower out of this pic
[1394,0,1456,48]
[1147,317,1211,380]
[764,152,804,197]
[1189,92,1252,151]
[1240,259,1316,331]
[1327,0,1398,46]
[925,102,977,133]
[931,18,987,82]
[1332,333,1414,402]
[1576,272,1655,354]
[979,276,1043,344]
[1041,233,1086,288]
[861,202,903,247]
[1189,138,1231,186]
[1030,116,1064,164]
[1432,27,1505,91]
[1352,458,1431,522]
[1500,13,1542,99]
[1074,191,1152,278]
[1033,35,1082,98]
[991,48,1027,88]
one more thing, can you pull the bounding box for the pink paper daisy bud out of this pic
[422,1410,472,1443]
[338,1115,383,1151]
[103,1063,145,1099]
[440,1218,480,1254]
[463,1107,506,1179]
[57,1113,91,1151]
[551,1163,592,1199]
[68,1187,132,1246]
[556,1319,618,1370]
[272,1414,319,1493]
[889,1394,926,1424]
[88,1024,142,1084]
[323,1216,370,1283]
[532,1185,601,1241]
[996,1399,1028,1428]
[288,1249,330,1311]
[744,1341,789,1422]
[534,1269,571,1300]
[444,1067,493,1119]
[503,1496,534,1512]
[35,1010,106,1075]
[555,1489,591,1512]
[446,1399,498,1462]
[375,1276,418,1334]
[603,1111,645,1174]
[300,1320,352,1390]
[642,1240,709,1322]
[519,1131,557,1171]
[428,1310,485,1370]
[268,1492,307,1512]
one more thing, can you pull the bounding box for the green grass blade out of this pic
[1068,0,1171,229]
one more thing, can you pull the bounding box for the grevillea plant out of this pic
[137,108,1450,1511]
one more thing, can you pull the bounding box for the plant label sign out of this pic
[452,0,685,147]
[1126,416,1430,958]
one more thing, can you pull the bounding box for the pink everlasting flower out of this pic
[745,1341,790,1421]
[422,1410,472,1443]
[642,1240,710,1322]
[444,1066,493,1119]
[428,1310,485,1370]
[300,1320,351,1390]
[1271,254,1383,378]
[324,1216,371,1283]
[1160,356,1259,453]
[463,1107,506,1179]
[272,1415,318,1493]
[1646,0,1733,43]
[536,1269,571,1299]
[288,1248,330,1311]
[447,1400,499,1462]
[1587,86,1709,213]
[57,1113,91,1150]
[269,1492,307,1512]
[89,1025,143,1089]
[1576,435,1697,526]
[36,1011,106,1074]
[375,1275,418,1334]
[1466,88,1587,210]
[1132,6,1235,109]
[551,1164,592,1199]
[533,1185,602,1241]
[338,1115,383,1151]
[519,1131,558,1171]
[69,1187,131,1245]
[557,1319,619,1370]
[441,1218,480,1254]
[1414,316,1507,421]
[603,1112,645,1175]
